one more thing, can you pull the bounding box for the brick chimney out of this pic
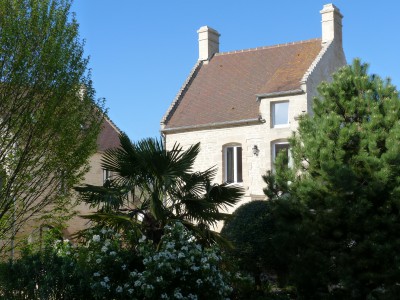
[320,4,343,45]
[197,26,220,61]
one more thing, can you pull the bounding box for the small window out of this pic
[103,169,112,184]
[272,101,289,128]
[224,145,243,183]
[272,141,291,169]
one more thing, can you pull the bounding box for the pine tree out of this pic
[263,59,400,298]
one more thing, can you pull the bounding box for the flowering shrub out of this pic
[74,227,142,299]
[82,222,232,299]
[0,223,232,299]
[129,222,232,299]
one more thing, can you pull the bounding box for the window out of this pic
[272,101,289,128]
[224,145,243,183]
[103,169,112,184]
[272,141,291,169]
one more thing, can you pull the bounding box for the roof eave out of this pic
[162,117,263,134]
[256,89,304,101]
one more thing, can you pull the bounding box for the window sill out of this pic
[272,124,290,129]
[224,182,244,187]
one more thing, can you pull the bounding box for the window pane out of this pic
[273,102,289,126]
[226,147,234,183]
[236,147,243,182]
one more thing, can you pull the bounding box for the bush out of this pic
[0,238,90,299]
[129,222,232,299]
[0,222,232,299]
[221,201,293,299]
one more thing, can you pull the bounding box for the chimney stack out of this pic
[197,26,220,61]
[320,4,343,45]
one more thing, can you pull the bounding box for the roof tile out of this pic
[164,39,322,129]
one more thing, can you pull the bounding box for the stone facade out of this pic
[162,4,346,228]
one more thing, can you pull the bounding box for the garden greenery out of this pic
[0,222,232,299]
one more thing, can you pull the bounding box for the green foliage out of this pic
[128,222,232,299]
[75,134,243,245]
[0,232,91,299]
[0,0,104,251]
[263,59,400,298]
[221,201,294,299]
[0,223,232,299]
[221,201,277,280]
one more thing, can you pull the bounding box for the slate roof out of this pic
[96,117,121,152]
[163,38,322,130]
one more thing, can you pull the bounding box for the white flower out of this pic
[93,272,100,277]
[100,281,106,287]
[196,279,202,286]
[116,286,123,293]
[161,293,168,299]
[348,239,356,248]
[109,251,117,256]
[130,271,137,277]
[178,252,185,258]
[103,276,110,283]
[128,288,134,294]
[134,280,141,287]
[104,239,111,247]
[101,246,108,252]
[156,276,163,282]
[166,242,175,249]
[92,235,100,242]
[96,258,101,264]
[174,290,183,299]
[101,228,107,234]
[139,235,146,243]
[122,264,127,270]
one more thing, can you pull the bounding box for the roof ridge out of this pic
[215,38,321,56]
[104,113,122,134]
[300,40,332,84]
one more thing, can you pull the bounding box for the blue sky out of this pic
[71,1,400,141]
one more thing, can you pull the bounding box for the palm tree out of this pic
[75,134,243,245]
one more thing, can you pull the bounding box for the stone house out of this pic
[63,117,121,236]
[161,4,346,212]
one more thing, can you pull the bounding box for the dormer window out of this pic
[272,101,289,128]
[224,145,243,183]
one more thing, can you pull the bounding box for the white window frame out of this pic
[272,101,289,128]
[272,141,291,170]
[224,144,243,184]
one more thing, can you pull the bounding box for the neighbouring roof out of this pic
[163,38,322,130]
[96,117,121,152]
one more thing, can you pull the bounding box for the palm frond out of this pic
[80,212,142,235]
[74,183,129,212]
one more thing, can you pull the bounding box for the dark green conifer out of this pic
[264,59,400,298]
